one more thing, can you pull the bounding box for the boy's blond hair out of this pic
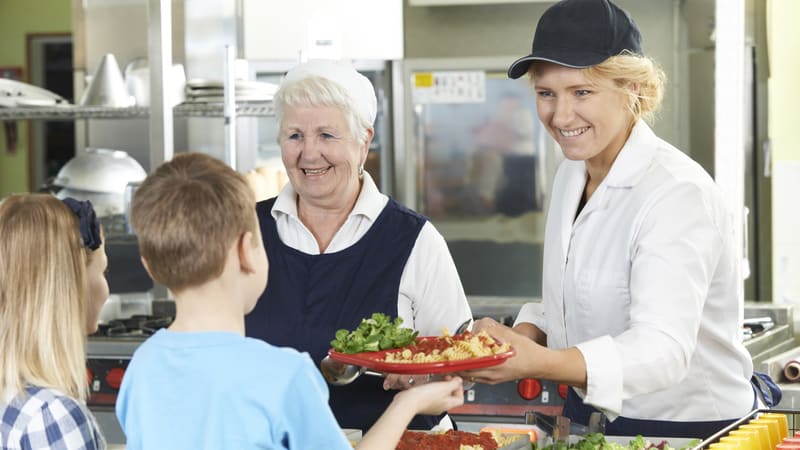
[0,194,90,402]
[130,152,257,293]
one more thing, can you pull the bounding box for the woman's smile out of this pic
[559,126,590,138]
[302,166,332,176]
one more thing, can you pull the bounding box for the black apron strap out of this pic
[563,387,737,439]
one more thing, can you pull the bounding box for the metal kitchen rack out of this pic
[174,101,274,117]
[0,106,148,120]
[0,102,273,121]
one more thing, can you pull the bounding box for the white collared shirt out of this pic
[270,172,472,337]
[516,120,753,421]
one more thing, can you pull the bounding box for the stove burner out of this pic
[93,314,173,337]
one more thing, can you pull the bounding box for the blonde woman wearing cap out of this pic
[244,59,473,432]
[463,0,777,439]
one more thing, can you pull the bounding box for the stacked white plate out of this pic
[184,78,278,103]
[0,78,70,107]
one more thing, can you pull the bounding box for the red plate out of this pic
[328,336,515,375]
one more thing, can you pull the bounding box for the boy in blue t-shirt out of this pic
[117,152,464,450]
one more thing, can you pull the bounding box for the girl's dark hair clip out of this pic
[61,197,102,251]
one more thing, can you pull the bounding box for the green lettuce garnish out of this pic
[330,313,419,354]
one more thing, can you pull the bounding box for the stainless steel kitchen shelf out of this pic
[174,101,274,117]
[0,106,149,120]
[0,102,274,121]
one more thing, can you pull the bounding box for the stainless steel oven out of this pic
[87,309,175,445]
[86,236,175,446]
[86,337,145,445]
[396,57,560,303]
[395,56,563,424]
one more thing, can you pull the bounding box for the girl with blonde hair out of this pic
[0,194,109,449]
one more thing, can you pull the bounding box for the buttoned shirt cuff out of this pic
[575,335,624,421]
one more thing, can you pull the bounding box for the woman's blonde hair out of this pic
[583,53,666,123]
[0,194,89,402]
[532,53,666,124]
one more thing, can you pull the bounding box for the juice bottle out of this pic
[751,417,781,448]
[720,435,754,450]
[729,428,765,450]
[761,413,790,441]
[739,423,774,450]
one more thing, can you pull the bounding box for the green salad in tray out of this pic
[536,433,700,450]
[330,313,418,354]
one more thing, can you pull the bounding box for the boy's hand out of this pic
[383,373,431,390]
[394,376,464,415]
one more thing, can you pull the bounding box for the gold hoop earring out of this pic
[358,165,364,177]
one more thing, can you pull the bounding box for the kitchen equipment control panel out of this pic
[450,378,566,417]
[87,357,131,407]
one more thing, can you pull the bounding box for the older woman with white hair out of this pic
[244,59,472,432]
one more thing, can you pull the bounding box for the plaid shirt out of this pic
[1,386,106,450]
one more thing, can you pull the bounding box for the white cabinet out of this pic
[242,0,403,61]
[408,0,558,6]
[409,0,554,5]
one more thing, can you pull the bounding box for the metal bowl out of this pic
[53,148,146,195]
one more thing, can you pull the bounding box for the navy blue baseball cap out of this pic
[508,0,643,79]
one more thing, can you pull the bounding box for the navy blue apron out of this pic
[245,197,443,431]
[563,371,781,439]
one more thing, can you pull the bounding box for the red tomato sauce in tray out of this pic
[396,430,499,450]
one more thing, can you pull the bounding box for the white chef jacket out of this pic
[270,171,473,338]
[516,120,754,421]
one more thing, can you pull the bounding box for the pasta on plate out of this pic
[384,331,510,364]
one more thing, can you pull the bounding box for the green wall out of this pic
[0,0,72,196]
[769,0,800,162]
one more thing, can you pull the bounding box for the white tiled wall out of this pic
[772,160,800,305]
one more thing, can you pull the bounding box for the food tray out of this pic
[391,431,529,450]
[328,336,515,375]
[598,435,698,449]
[533,429,697,449]
[525,411,701,449]
[696,408,798,449]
